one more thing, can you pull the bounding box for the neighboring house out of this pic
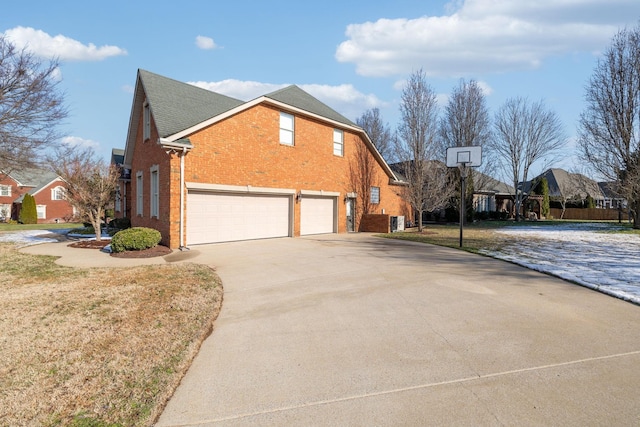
[0,168,75,223]
[118,69,409,248]
[472,171,514,214]
[524,168,606,206]
[598,181,627,209]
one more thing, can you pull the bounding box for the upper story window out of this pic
[143,101,151,141]
[0,185,11,197]
[279,112,294,146]
[333,129,344,156]
[51,186,65,200]
[370,186,380,204]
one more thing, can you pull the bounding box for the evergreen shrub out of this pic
[110,227,161,253]
[19,194,38,224]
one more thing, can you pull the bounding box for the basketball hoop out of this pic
[446,146,483,247]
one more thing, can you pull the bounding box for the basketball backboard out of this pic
[446,146,482,168]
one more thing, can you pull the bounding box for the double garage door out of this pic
[187,191,336,245]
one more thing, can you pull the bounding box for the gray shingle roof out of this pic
[139,69,244,138]
[7,168,60,203]
[264,85,355,127]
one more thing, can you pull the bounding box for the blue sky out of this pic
[3,0,640,180]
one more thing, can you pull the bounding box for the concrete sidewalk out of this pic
[20,234,640,425]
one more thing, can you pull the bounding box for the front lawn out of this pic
[0,243,223,426]
[0,223,84,232]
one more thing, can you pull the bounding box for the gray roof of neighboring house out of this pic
[264,85,356,127]
[526,168,603,199]
[474,172,514,195]
[111,148,124,166]
[138,69,245,138]
[5,168,61,203]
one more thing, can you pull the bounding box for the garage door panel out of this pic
[187,192,291,244]
[300,197,336,235]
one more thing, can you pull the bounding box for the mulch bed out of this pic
[67,240,172,258]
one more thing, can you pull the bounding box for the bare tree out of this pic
[578,24,640,227]
[356,108,394,162]
[348,136,380,221]
[488,97,566,221]
[396,69,454,231]
[0,36,67,174]
[440,78,493,219]
[53,147,119,241]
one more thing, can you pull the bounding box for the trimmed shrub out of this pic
[19,193,38,224]
[110,227,161,253]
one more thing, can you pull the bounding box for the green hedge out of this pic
[110,227,161,253]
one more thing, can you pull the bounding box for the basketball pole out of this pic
[459,163,468,248]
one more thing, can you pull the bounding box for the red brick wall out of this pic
[128,98,177,247]
[359,214,391,233]
[130,100,410,248]
[33,180,75,223]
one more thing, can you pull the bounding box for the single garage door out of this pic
[300,196,336,235]
[187,191,291,244]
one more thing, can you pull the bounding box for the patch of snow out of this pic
[482,223,640,305]
[0,229,67,247]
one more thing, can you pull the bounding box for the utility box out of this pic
[391,216,405,232]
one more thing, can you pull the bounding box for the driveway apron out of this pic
[157,234,640,426]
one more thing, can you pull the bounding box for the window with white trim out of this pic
[51,186,65,200]
[150,165,159,218]
[136,171,143,216]
[370,186,380,204]
[143,101,151,141]
[115,185,122,212]
[0,203,10,219]
[333,129,344,156]
[36,205,46,219]
[279,112,294,146]
[0,185,11,197]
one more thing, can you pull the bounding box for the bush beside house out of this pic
[111,227,161,253]
[19,194,37,224]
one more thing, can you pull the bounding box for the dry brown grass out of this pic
[380,224,513,253]
[0,243,223,426]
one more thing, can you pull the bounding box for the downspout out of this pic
[179,147,188,251]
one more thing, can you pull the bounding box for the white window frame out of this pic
[0,185,11,197]
[279,112,294,146]
[150,165,159,218]
[0,203,10,219]
[371,186,380,205]
[115,185,122,212]
[333,129,344,156]
[51,186,65,201]
[136,171,144,216]
[36,205,46,220]
[143,101,151,141]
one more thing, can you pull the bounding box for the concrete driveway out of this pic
[155,233,640,426]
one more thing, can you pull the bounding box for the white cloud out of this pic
[335,0,640,77]
[189,79,385,121]
[195,35,218,50]
[3,26,127,61]
[61,136,100,150]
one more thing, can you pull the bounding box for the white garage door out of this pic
[187,192,291,244]
[300,196,336,235]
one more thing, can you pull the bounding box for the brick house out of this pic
[0,169,75,223]
[119,69,410,249]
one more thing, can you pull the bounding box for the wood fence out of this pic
[549,208,629,221]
